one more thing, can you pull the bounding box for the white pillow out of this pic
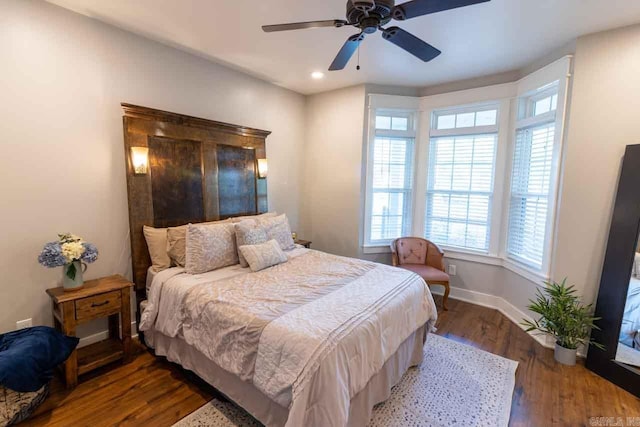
[239,239,288,272]
[258,214,295,251]
[234,220,269,268]
[185,222,238,274]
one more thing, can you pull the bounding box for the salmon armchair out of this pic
[391,237,450,310]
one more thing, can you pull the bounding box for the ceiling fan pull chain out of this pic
[357,40,361,71]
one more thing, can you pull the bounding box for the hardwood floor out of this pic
[23,297,640,426]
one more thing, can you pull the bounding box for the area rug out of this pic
[174,334,518,427]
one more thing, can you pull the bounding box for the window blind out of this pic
[425,134,497,251]
[369,137,414,242]
[507,123,555,269]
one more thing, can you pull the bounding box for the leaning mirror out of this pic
[587,144,640,397]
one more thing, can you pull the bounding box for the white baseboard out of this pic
[77,321,138,348]
[430,286,587,357]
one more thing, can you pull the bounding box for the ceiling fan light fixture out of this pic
[263,0,491,71]
[311,71,325,79]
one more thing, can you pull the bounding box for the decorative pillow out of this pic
[168,219,229,267]
[167,225,188,267]
[239,239,288,272]
[0,326,78,393]
[234,220,269,268]
[258,214,295,251]
[185,222,238,274]
[143,226,171,272]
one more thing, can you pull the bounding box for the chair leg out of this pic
[442,281,450,311]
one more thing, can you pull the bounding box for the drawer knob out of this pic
[91,301,109,308]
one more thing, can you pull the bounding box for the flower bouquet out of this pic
[39,233,98,290]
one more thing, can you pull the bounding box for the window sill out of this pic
[362,245,391,254]
[361,244,502,265]
[360,245,548,285]
[443,249,502,266]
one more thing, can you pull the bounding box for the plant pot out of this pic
[62,261,87,291]
[554,342,577,366]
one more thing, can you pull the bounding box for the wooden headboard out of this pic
[122,103,270,292]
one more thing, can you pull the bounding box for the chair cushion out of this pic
[395,238,428,265]
[399,264,450,283]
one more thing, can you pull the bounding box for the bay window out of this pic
[363,57,570,281]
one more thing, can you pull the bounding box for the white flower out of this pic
[61,241,85,263]
[59,233,83,244]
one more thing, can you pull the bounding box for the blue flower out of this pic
[81,243,99,264]
[38,242,66,268]
[39,235,99,268]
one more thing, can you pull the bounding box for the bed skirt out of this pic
[146,324,428,427]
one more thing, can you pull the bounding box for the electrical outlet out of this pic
[16,318,32,330]
[448,264,457,276]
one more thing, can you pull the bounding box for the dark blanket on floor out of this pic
[0,326,78,392]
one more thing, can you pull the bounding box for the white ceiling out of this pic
[48,0,640,95]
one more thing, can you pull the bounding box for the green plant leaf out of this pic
[522,277,605,351]
[66,263,76,281]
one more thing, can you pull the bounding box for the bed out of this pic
[139,246,437,426]
[122,105,438,427]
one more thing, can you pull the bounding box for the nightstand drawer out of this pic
[75,291,121,322]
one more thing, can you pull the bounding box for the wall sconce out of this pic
[257,158,268,179]
[130,146,149,175]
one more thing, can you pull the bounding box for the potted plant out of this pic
[521,278,604,366]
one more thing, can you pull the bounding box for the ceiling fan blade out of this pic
[262,20,347,33]
[329,33,365,71]
[382,27,441,62]
[393,0,490,21]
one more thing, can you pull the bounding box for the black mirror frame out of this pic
[586,144,640,397]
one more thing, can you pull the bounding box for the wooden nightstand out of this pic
[46,275,133,388]
[294,239,312,248]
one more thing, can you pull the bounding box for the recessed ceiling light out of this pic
[311,71,325,80]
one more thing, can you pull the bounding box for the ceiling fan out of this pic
[262,0,491,71]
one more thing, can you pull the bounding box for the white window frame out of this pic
[363,96,420,248]
[417,85,514,259]
[501,58,571,281]
[425,101,501,254]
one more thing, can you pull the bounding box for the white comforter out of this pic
[140,249,437,426]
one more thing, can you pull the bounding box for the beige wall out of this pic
[553,24,640,303]
[0,0,306,334]
[301,84,415,266]
[301,85,367,259]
